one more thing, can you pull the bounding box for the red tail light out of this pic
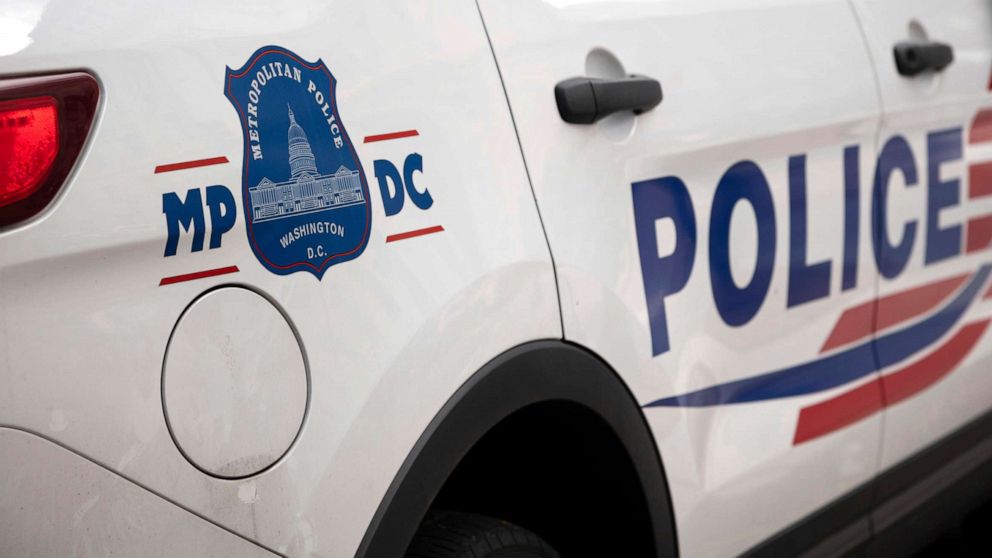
[0,96,58,206]
[0,73,99,227]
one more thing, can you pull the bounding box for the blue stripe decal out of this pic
[644,264,990,408]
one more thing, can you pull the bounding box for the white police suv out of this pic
[2,1,991,556]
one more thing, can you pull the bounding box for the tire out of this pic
[405,510,561,558]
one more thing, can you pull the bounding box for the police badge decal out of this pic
[225,46,371,278]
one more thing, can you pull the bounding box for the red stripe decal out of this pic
[364,130,419,143]
[985,282,992,300]
[970,162,992,199]
[795,320,990,444]
[966,215,992,253]
[820,311,873,354]
[159,265,240,286]
[385,225,444,243]
[154,156,230,174]
[820,273,970,352]
[793,379,884,445]
[970,109,992,144]
[882,320,990,406]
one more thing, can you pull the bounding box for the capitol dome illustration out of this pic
[248,104,364,223]
[287,105,319,180]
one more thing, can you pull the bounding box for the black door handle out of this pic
[893,41,954,76]
[555,75,662,124]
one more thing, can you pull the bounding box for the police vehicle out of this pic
[1,1,991,556]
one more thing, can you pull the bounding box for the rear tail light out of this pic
[0,96,58,207]
[0,73,99,227]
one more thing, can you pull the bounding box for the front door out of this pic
[479,1,885,554]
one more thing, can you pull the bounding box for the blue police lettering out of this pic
[205,185,237,249]
[632,176,696,356]
[788,154,831,307]
[872,135,918,279]
[163,185,237,257]
[634,127,966,356]
[163,188,205,256]
[375,153,433,215]
[375,159,404,216]
[841,145,860,291]
[709,161,776,326]
[925,127,963,265]
[403,153,433,210]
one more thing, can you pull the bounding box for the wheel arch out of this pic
[356,340,678,557]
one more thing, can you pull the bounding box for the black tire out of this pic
[405,510,561,558]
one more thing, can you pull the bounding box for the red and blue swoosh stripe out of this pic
[644,263,992,444]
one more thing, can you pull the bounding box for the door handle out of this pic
[893,41,954,76]
[555,75,662,124]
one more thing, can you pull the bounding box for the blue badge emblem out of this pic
[225,46,371,278]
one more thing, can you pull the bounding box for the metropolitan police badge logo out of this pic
[225,46,371,278]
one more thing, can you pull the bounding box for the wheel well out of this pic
[356,341,677,558]
[430,400,655,556]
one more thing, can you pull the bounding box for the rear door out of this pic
[478,0,884,555]
[848,0,992,499]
